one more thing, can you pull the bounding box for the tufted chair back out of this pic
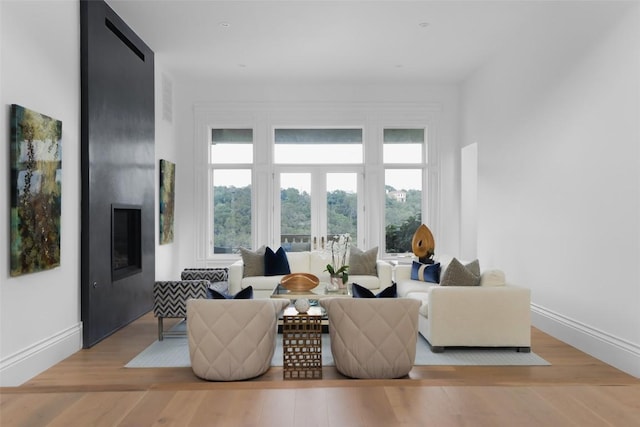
[187,298,289,381]
[320,298,420,379]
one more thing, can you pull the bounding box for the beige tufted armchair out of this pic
[320,298,421,379]
[187,298,290,381]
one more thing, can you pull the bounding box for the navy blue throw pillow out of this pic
[209,286,254,299]
[411,261,441,283]
[264,246,291,276]
[352,283,397,298]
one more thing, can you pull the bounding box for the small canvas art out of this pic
[10,104,62,276]
[159,159,175,244]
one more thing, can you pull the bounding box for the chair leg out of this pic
[158,317,164,341]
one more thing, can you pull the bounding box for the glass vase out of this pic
[327,276,342,292]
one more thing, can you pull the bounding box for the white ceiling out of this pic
[105,1,625,85]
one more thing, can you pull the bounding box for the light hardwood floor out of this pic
[1,312,639,426]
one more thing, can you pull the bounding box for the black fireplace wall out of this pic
[80,0,155,348]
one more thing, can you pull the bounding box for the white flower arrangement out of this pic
[324,233,351,285]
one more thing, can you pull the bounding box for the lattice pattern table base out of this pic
[282,313,323,380]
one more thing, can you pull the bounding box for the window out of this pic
[196,104,436,263]
[211,129,253,163]
[274,128,363,164]
[384,128,426,254]
[210,129,253,254]
[383,128,424,163]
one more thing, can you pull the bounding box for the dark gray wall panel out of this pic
[81,0,155,347]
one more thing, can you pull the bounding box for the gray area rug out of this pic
[125,322,550,368]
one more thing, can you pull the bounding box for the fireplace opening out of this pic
[111,204,142,281]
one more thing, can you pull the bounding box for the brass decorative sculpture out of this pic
[411,224,435,264]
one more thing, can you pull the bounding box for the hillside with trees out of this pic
[213,185,421,254]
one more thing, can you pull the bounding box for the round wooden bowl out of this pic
[280,273,319,292]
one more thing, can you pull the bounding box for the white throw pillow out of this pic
[480,269,506,287]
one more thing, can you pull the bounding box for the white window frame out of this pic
[193,102,441,265]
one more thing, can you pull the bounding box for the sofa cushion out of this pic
[264,247,291,276]
[352,283,396,298]
[440,258,480,287]
[349,246,378,275]
[349,275,380,290]
[411,261,440,283]
[241,276,286,291]
[309,251,331,276]
[240,246,266,277]
[210,285,254,299]
[285,251,312,273]
[396,279,437,297]
[480,269,506,287]
[405,292,429,317]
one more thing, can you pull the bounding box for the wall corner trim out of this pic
[0,323,83,386]
[531,303,640,379]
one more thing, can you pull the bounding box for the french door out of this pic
[275,168,362,252]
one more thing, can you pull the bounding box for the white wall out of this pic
[0,0,82,386]
[462,2,640,377]
[171,82,462,274]
[154,66,181,280]
[460,143,478,260]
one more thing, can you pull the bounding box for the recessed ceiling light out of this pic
[219,22,231,28]
[418,22,429,28]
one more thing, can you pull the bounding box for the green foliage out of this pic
[213,185,252,252]
[385,187,422,253]
[327,190,357,238]
[213,184,422,254]
[280,187,311,234]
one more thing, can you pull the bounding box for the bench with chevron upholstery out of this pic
[153,280,209,340]
[180,268,229,296]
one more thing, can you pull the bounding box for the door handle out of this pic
[321,236,325,249]
[313,236,317,250]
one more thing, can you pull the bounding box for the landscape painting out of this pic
[159,159,175,244]
[10,104,62,276]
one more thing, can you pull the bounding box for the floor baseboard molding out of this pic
[0,322,83,387]
[531,303,640,378]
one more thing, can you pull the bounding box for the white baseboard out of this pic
[0,322,83,386]
[531,303,640,378]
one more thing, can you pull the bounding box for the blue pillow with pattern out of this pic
[411,261,440,283]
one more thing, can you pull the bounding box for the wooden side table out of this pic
[282,311,323,380]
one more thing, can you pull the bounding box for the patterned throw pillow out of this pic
[411,261,441,283]
[440,258,480,286]
[209,286,254,299]
[349,246,378,275]
[352,283,397,298]
[264,246,291,276]
[239,246,266,277]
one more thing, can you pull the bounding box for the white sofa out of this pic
[229,251,393,299]
[395,256,531,352]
